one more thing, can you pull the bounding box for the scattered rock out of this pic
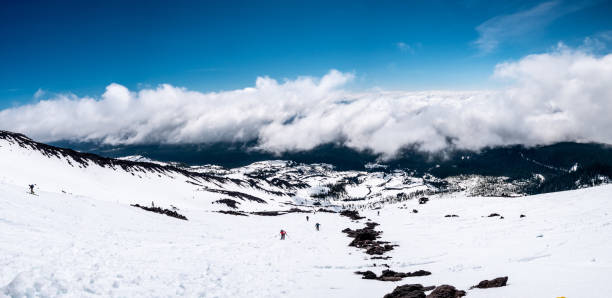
[213,199,240,209]
[355,270,377,279]
[383,284,435,298]
[520,214,526,218]
[380,276,404,282]
[366,222,380,228]
[249,208,312,216]
[407,270,432,277]
[426,285,466,298]
[131,204,188,220]
[470,276,508,289]
[487,213,501,217]
[317,208,337,213]
[351,228,379,242]
[371,256,392,260]
[444,214,459,218]
[380,269,432,279]
[366,245,387,255]
[419,197,429,204]
[251,211,284,216]
[340,210,366,220]
[413,209,419,213]
[217,210,248,216]
[357,269,432,282]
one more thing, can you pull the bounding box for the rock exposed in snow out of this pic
[426,285,466,298]
[470,276,508,289]
[383,284,436,298]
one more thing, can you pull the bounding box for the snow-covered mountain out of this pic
[0,130,508,213]
[2,130,612,297]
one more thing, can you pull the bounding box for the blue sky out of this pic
[1,0,611,108]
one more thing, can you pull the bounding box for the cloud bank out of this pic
[1,46,612,158]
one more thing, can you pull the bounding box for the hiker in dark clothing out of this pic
[28,184,35,194]
[306,215,309,221]
[315,223,320,231]
[280,229,287,240]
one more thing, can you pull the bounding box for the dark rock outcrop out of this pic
[426,285,466,298]
[356,269,432,282]
[131,204,188,220]
[217,210,248,216]
[340,210,365,220]
[378,269,432,281]
[470,276,508,289]
[213,198,240,209]
[383,284,435,298]
[355,270,377,279]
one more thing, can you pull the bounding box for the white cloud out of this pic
[33,89,45,99]
[396,42,412,53]
[473,1,591,54]
[1,48,612,158]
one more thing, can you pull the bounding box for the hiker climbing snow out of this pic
[315,223,320,231]
[280,229,287,240]
[28,184,35,195]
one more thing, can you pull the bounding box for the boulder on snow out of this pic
[366,245,386,255]
[380,276,404,282]
[419,197,429,204]
[217,210,248,216]
[131,204,188,220]
[371,256,392,260]
[426,285,466,298]
[406,270,431,277]
[444,214,459,218]
[352,228,380,242]
[355,270,377,279]
[213,198,240,209]
[376,269,432,281]
[487,213,501,217]
[470,276,508,289]
[366,222,380,228]
[340,210,365,220]
[383,284,435,298]
[520,214,526,218]
[412,209,419,213]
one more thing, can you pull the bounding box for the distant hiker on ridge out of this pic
[280,229,287,240]
[28,184,35,195]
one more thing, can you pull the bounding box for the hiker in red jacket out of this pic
[280,229,287,240]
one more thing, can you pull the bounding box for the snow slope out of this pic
[0,182,387,297]
[2,181,612,297]
[2,131,612,297]
[0,132,294,212]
